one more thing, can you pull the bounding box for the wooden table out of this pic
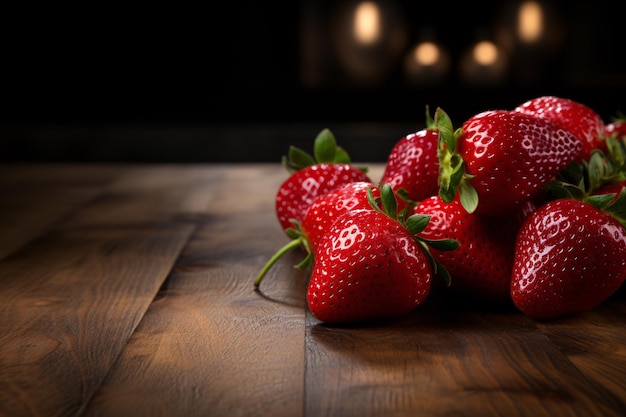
[0,163,624,417]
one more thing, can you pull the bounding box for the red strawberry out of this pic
[256,181,379,288]
[301,181,380,251]
[511,194,626,319]
[435,107,581,215]
[416,194,535,304]
[275,128,371,232]
[381,108,440,205]
[548,125,626,203]
[306,185,458,324]
[513,95,607,162]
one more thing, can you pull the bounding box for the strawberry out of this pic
[380,107,440,205]
[549,126,626,203]
[306,184,458,324]
[510,192,626,320]
[301,181,380,252]
[435,107,581,215]
[275,128,371,232]
[513,95,607,162]
[415,194,535,304]
[255,181,379,288]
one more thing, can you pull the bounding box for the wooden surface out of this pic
[0,163,624,417]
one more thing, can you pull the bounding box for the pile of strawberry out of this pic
[254,95,626,324]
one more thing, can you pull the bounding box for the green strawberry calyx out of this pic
[368,183,460,286]
[545,138,626,228]
[431,107,479,214]
[282,128,368,174]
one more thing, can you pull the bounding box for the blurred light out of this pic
[404,39,450,85]
[331,0,408,85]
[460,37,508,86]
[473,41,499,66]
[517,1,543,43]
[414,42,440,66]
[353,1,381,44]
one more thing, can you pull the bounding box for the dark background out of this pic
[1,0,624,163]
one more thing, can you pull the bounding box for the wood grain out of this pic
[0,223,194,417]
[0,163,624,417]
[0,164,125,260]
[84,164,308,417]
[304,301,624,417]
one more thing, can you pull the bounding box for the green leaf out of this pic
[433,257,452,287]
[449,156,465,188]
[380,183,397,220]
[586,192,618,211]
[458,180,478,214]
[556,161,584,186]
[545,180,584,201]
[406,214,431,235]
[425,105,435,129]
[605,188,626,227]
[313,128,337,163]
[439,185,456,203]
[422,237,459,252]
[607,137,626,167]
[288,146,316,170]
[333,146,351,164]
[367,186,383,214]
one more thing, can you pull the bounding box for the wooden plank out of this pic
[0,223,194,417]
[83,164,308,417]
[84,262,306,417]
[0,164,227,416]
[304,301,625,417]
[0,164,126,260]
[57,164,226,227]
[535,296,626,409]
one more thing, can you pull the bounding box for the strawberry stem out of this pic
[254,238,306,289]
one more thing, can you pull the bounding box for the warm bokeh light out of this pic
[459,38,507,85]
[473,40,499,66]
[353,1,381,44]
[330,0,408,84]
[404,39,450,84]
[518,0,544,42]
[413,42,440,66]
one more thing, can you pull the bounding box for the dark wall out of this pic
[1,1,624,163]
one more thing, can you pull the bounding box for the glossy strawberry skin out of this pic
[416,195,533,303]
[381,129,440,203]
[307,209,432,324]
[275,163,371,232]
[458,110,580,215]
[511,198,626,319]
[514,95,607,162]
[301,181,379,252]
